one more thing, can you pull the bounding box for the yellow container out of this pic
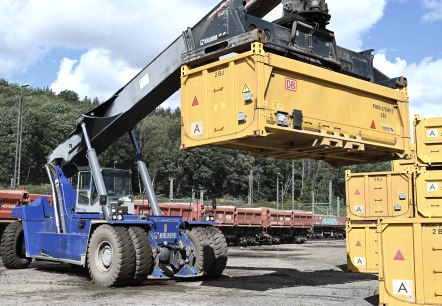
[180,43,411,167]
[414,169,442,218]
[378,218,442,305]
[346,170,413,220]
[346,221,379,273]
[415,115,442,165]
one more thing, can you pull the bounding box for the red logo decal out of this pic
[285,78,297,92]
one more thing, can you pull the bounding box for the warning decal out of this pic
[242,83,251,94]
[354,205,365,216]
[393,250,405,261]
[355,241,362,247]
[192,96,199,106]
[392,280,414,301]
[427,182,439,192]
[370,120,377,129]
[427,129,438,138]
[354,257,366,268]
[191,122,203,136]
[354,189,361,196]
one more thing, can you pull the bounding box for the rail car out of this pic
[133,201,345,246]
[0,190,344,248]
[311,214,346,239]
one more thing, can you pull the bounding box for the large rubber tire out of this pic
[127,226,153,286]
[87,225,135,287]
[186,227,214,276]
[206,226,228,278]
[0,222,31,269]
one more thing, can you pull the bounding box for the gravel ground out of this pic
[0,240,378,306]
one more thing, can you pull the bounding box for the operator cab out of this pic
[76,167,135,214]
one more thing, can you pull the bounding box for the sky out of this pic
[0,0,441,118]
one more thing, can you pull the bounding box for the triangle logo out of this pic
[354,189,361,196]
[370,120,376,129]
[356,241,362,247]
[192,96,199,106]
[394,250,405,261]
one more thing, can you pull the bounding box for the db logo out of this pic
[285,78,297,92]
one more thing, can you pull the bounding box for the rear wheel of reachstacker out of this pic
[0,222,31,269]
[206,226,228,278]
[186,227,214,276]
[87,225,135,287]
[127,226,153,286]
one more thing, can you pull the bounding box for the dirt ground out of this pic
[0,240,378,306]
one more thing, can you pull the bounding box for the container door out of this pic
[367,226,379,271]
[368,175,388,217]
[346,224,368,272]
[389,174,412,217]
[421,223,442,304]
[380,222,416,303]
[415,170,442,217]
[347,176,366,218]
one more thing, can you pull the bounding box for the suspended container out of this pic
[180,43,411,166]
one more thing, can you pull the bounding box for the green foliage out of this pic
[0,79,392,206]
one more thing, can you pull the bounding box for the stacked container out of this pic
[346,115,442,304]
[345,169,413,273]
[376,116,442,305]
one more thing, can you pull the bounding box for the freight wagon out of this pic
[134,201,343,246]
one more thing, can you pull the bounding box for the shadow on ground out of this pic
[201,265,377,292]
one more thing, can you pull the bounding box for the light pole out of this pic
[13,84,29,189]
[276,172,280,210]
[113,161,118,168]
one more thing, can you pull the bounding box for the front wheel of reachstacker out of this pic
[0,222,31,269]
[206,226,228,278]
[87,225,135,287]
[127,226,153,286]
[186,227,214,276]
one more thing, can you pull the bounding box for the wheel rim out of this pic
[96,241,113,273]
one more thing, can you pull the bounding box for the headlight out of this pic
[117,214,123,221]
[205,215,210,222]
[112,214,117,220]
[210,216,215,221]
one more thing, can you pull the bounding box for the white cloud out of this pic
[420,0,442,22]
[328,0,386,50]
[374,52,442,118]
[50,49,139,101]
[0,0,222,106]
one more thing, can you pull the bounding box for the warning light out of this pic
[394,250,405,261]
[370,120,376,129]
[355,241,362,247]
[192,96,199,106]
